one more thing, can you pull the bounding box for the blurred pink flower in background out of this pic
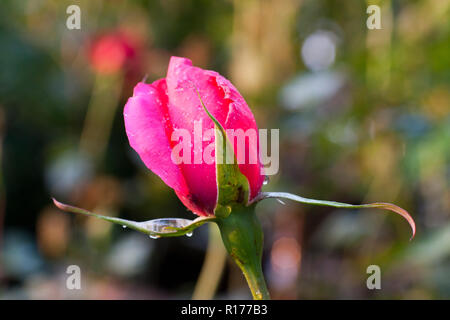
[87,30,139,75]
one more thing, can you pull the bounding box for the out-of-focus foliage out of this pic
[0,0,448,299]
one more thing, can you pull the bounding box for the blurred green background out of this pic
[0,0,449,299]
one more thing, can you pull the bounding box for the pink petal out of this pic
[166,57,264,204]
[164,57,227,214]
[218,78,265,201]
[123,81,189,196]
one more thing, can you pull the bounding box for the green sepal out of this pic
[52,198,216,238]
[252,192,416,240]
[195,90,250,218]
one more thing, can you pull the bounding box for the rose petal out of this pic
[124,81,189,195]
[166,57,264,204]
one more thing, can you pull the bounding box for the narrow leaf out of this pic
[253,192,416,240]
[195,89,250,216]
[52,198,216,238]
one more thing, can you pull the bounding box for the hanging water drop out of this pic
[122,225,127,229]
[186,232,193,237]
[263,176,270,185]
[149,234,160,239]
[144,218,192,234]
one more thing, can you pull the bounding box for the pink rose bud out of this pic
[124,57,264,216]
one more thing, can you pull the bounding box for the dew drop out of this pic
[254,290,263,299]
[149,234,160,239]
[122,225,127,229]
[144,218,192,234]
[263,176,270,185]
[186,232,193,237]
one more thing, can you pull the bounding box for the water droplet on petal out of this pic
[263,176,270,185]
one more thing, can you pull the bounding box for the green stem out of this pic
[240,257,270,300]
[216,205,270,300]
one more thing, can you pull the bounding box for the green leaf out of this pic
[252,192,416,240]
[195,90,250,217]
[52,198,216,238]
